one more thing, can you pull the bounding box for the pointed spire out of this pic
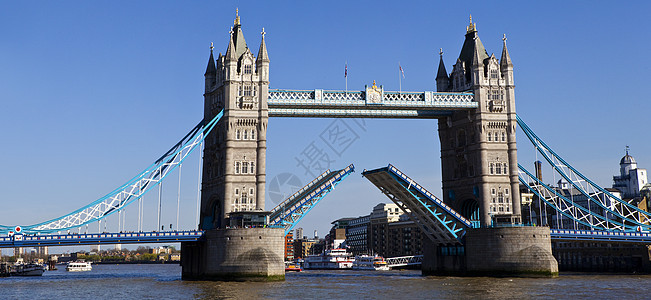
[436,48,448,80]
[466,15,476,33]
[226,26,237,60]
[458,16,488,70]
[500,33,513,68]
[230,9,248,59]
[257,27,269,63]
[470,35,483,67]
[205,42,216,75]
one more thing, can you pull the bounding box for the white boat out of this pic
[66,260,92,272]
[11,262,45,276]
[304,248,354,269]
[352,255,390,271]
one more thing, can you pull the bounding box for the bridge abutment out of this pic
[422,227,558,277]
[181,228,285,281]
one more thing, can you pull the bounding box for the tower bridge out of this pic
[2,12,651,279]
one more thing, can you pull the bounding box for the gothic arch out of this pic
[461,198,480,224]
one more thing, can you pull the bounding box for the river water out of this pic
[1,264,650,299]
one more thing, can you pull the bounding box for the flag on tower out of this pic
[399,64,405,78]
[345,63,348,78]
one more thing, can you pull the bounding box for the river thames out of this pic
[1,264,650,299]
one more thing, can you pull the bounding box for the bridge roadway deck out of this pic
[550,229,651,243]
[268,89,476,118]
[0,230,204,248]
[362,164,472,245]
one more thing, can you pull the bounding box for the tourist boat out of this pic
[285,262,303,272]
[352,255,390,271]
[303,248,354,269]
[11,262,46,276]
[66,260,92,272]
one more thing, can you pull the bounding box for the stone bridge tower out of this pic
[436,18,521,227]
[200,11,269,230]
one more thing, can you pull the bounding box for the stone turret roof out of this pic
[205,45,216,75]
[232,23,249,60]
[257,28,269,63]
[621,154,636,165]
[500,34,513,68]
[224,10,249,62]
[458,28,488,70]
[436,50,448,80]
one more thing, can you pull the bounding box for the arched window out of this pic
[251,129,256,140]
[496,164,502,175]
[250,162,255,174]
[243,130,248,140]
[487,132,492,142]
[489,163,494,175]
[241,194,248,205]
[235,162,240,174]
[244,65,252,74]
[249,188,254,195]
[236,130,241,140]
[503,163,508,174]
[501,132,506,142]
[242,162,248,174]
[235,188,239,195]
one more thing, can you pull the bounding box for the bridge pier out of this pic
[422,227,558,277]
[181,228,285,281]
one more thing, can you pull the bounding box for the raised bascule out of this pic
[5,12,651,280]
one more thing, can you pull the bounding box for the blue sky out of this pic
[2,1,650,252]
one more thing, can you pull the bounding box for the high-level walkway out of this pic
[268,89,475,118]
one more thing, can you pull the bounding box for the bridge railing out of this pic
[268,89,475,108]
[268,164,355,235]
[385,255,423,267]
[0,230,205,248]
[550,229,651,243]
[363,164,471,245]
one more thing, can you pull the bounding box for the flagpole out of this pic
[399,62,402,93]
[345,61,348,93]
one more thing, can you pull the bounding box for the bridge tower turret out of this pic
[200,10,270,230]
[424,18,557,277]
[183,11,283,282]
[437,17,521,227]
[435,48,449,92]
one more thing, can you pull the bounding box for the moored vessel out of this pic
[304,248,354,269]
[352,255,390,271]
[11,262,46,276]
[285,262,303,272]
